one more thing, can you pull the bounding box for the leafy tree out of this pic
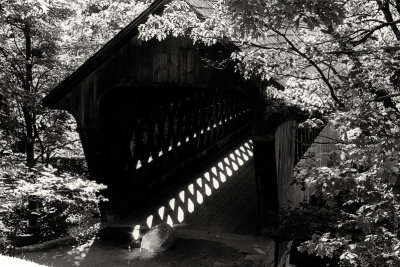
[0,0,148,251]
[0,135,106,254]
[138,0,400,266]
[0,0,148,166]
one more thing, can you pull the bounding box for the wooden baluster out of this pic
[140,111,150,184]
[210,92,218,144]
[198,93,207,150]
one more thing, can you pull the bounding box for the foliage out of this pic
[138,0,400,266]
[0,0,148,253]
[0,132,106,255]
[286,105,400,266]
[0,0,148,165]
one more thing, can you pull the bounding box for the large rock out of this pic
[140,223,176,252]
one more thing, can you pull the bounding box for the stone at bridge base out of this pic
[140,223,176,252]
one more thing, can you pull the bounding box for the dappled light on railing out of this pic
[131,140,254,240]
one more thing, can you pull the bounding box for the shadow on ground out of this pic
[18,236,258,267]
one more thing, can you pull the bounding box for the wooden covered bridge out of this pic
[42,0,324,266]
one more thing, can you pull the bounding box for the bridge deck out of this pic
[121,139,259,236]
[181,158,258,235]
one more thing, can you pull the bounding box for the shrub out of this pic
[0,144,106,255]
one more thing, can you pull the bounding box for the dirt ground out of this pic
[17,233,267,267]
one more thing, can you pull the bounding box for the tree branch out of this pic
[396,0,400,14]
[351,19,400,46]
[376,0,400,40]
[271,29,345,107]
[365,93,400,102]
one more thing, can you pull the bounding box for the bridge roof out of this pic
[42,0,341,107]
[42,0,168,107]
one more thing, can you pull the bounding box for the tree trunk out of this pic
[23,22,35,167]
[22,106,35,167]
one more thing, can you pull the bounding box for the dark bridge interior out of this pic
[99,85,252,221]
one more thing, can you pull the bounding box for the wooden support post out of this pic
[78,126,121,223]
[252,136,279,232]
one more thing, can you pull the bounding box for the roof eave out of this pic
[42,0,169,108]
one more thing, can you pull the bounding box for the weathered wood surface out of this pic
[275,121,325,208]
[53,36,246,129]
[275,120,299,208]
[295,123,339,201]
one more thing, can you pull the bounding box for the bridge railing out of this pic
[100,86,252,217]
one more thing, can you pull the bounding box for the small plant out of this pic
[0,141,106,255]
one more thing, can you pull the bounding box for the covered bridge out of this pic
[42,0,324,265]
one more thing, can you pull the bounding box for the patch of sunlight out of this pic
[0,255,47,267]
[66,237,94,265]
[204,172,211,181]
[167,215,173,227]
[136,160,142,169]
[188,198,194,213]
[226,167,233,177]
[147,215,153,228]
[177,206,184,223]
[218,162,224,170]
[196,191,203,204]
[211,167,217,176]
[179,191,185,203]
[169,198,175,210]
[213,178,220,189]
[220,172,226,182]
[188,184,194,195]
[224,157,230,165]
[205,184,212,196]
[158,206,165,220]
[232,162,239,171]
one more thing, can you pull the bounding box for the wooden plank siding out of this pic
[274,122,336,210]
[56,36,245,128]
[275,120,302,209]
[295,123,339,202]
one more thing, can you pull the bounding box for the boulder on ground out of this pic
[140,223,176,252]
